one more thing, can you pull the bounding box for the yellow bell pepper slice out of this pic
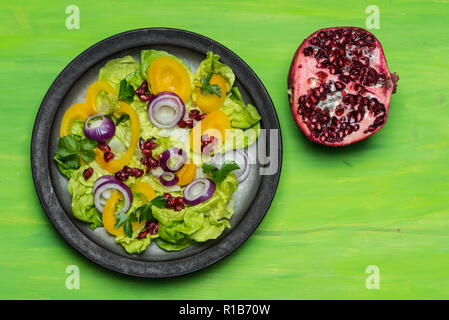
[102,190,124,236]
[59,81,116,137]
[190,110,231,153]
[195,74,227,113]
[95,101,140,173]
[85,80,116,112]
[134,181,156,202]
[102,190,145,237]
[59,103,92,137]
[148,56,192,102]
[175,163,197,186]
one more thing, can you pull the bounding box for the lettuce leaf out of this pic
[194,51,235,92]
[98,56,139,91]
[152,174,238,251]
[67,162,108,229]
[221,87,261,129]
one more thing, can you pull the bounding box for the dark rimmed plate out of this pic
[31,28,282,278]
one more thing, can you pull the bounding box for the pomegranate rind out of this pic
[288,27,398,147]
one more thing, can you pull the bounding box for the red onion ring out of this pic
[159,171,179,187]
[183,178,216,206]
[159,147,187,172]
[147,91,186,129]
[92,176,132,214]
[83,114,116,141]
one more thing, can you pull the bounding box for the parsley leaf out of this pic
[114,196,166,238]
[202,161,240,184]
[118,79,135,103]
[54,134,97,178]
[196,73,222,98]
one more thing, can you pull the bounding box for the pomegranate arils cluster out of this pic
[98,141,115,162]
[135,81,152,102]
[163,192,185,211]
[178,108,206,129]
[139,137,159,172]
[289,27,399,146]
[137,220,159,239]
[115,165,144,181]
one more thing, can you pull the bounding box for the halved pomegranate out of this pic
[288,27,399,146]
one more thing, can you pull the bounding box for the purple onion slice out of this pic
[159,171,179,187]
[147,91,186,129]
[83,114,116,141]
[159,147,187,172]
[183,178,216,206]
[92,176,132,214]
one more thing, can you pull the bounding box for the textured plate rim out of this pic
[31,27,282,278]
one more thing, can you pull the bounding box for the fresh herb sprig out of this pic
[114,195,166,238]
[54,134,97,178]
[202,161,240,184]
[196,73,222,97]
[118,79,135,103]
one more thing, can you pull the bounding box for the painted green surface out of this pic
[0,0,448,299]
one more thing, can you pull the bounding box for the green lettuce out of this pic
[221,87,261,129]
[98,55,139,91]
[152,174,238,251]
[194,51,235,92]
[67,162,108,229]
[96,90,119,115]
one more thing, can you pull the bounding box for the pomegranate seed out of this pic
[145,163,150,173]
[104,151,114,162]
[175,197,184,205]
[132,168,144,178]
[83,167,94,180]
[166,197,175,208]
[149,157,159,168]
[163,193,171,200]
[184,120,194,129]
[174,204,184,211]
[189,109,200,119]
[137,230,149,240]
[97,141,111,152]
[142,149,152,157]
[115,171,126,181]
[146,220,159,235]
[149,141,157,149]
[196,114,207,121]
[123,166,132,174]
[140,157,149,165]
[178,120,188,128]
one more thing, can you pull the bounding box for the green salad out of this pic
[54,50,261,254]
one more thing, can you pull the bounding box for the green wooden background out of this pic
[1,0,448,299]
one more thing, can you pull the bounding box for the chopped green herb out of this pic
[114,195,166,238]
[54,134,97,178]
[118,79,135,103]
[196,73,222,97]
[202,161,240,184]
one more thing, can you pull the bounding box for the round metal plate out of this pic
[31,28,282,278]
